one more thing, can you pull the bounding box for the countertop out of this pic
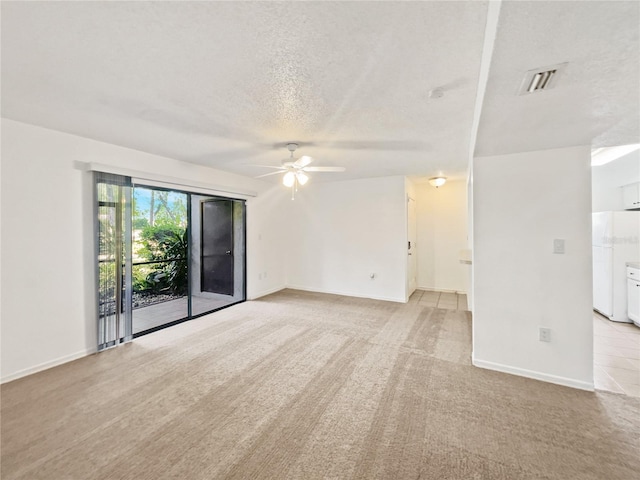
[626,262,640,269]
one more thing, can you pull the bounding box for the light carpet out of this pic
[2,289,639,479]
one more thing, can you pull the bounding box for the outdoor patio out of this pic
[132,295,239,333]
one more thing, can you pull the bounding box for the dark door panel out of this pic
[202,256,234,294]
[201,200,234,295]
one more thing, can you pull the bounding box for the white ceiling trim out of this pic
[468,0,502,174]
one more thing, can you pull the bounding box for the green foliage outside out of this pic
[133,224,188,295]
[133,189,187,230]
[132,188,188,296]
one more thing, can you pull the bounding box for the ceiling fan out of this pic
[254,143,346,198]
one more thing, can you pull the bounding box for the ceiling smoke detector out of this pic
[517,63,567,95]
[428,88,444,99]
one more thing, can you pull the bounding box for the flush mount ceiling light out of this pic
[517,63,568,95]
[591,144,640,166]
[428,176,447,188]
[253,143,345,199]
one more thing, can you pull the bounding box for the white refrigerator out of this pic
[593,211,640,322]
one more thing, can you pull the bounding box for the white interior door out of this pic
[407,196,417,296]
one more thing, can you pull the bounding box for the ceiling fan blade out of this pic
[294,155,313,168]
[310,141,429,151]
[247,164,286,169]
[303,166,346,172]
[267,140,429,152]
[255,170,286,178]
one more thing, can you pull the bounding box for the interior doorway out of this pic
[591,152,640,397]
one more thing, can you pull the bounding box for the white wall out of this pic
[285,176,407,303]
[415,180,468,293]
[246,185,291,299]
[472,145,593,390]
[592,150,640,212]
[0,119,286,382]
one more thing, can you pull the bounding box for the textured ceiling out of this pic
[1,1,488,182]
[475,1,640,157]
[1,1,639,182]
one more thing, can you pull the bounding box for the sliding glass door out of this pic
[131,187,189,334]
[95,174,246,350]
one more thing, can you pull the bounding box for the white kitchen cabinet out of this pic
[628,278,640,324]
[622,183,640,210]
[628,266,640,326]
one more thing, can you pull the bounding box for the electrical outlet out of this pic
[539,327,551,342]
[553,239,565,254]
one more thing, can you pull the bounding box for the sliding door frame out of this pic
[93,176,247,344]
[127,184,247,338]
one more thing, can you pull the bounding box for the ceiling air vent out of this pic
[517,63,567,95]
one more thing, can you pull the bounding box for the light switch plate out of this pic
[553,239,565,254]
[539,327,551,342]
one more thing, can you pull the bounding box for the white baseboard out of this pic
[285,285,405,304]
[1,347,97,384]
[417,285,467,295]
[472,356,594,392]
[247,285,286,300]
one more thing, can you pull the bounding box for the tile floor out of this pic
[593,312,640,397]
[411,289,468,311]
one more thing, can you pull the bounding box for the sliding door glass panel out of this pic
[190,195,246,316]
[96,173,132,351]
[131,187,188,334]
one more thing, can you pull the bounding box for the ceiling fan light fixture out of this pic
[296,171,309,185]
[255,143,344,198]
[283,171,295,187]
[428,176,447,188]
